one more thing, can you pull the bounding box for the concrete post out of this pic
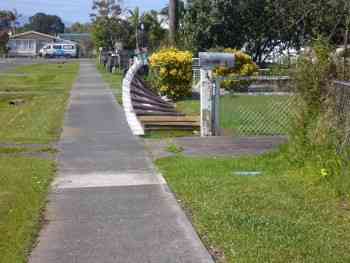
[200,69,214,136]
[198,52,234,137]
[213,79,221,136]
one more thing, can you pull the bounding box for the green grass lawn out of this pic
[0,157,55,263]
[0,62,79,144]
[0,63,78,92]
[156,150,350,262]
[177,95,292,136]
[96,63,124,104]
[0,62,79,263]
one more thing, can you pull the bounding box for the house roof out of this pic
[10,30,59,40]
[58,33,92,42]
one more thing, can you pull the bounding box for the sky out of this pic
[0,0,168,24]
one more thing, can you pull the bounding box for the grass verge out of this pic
[0,157,56,263]
[0,63,78,92]
[96,63,123,104]
[0,62,79,144]
[0,62,79,262]
[155,149,350,262]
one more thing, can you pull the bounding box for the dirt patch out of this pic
[144,136,287,160]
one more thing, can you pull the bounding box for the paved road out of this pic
[29,60,213,263]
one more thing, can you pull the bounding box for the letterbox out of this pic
[199,52,235,70]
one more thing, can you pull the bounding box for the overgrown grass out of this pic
[0,63,79,144]
[96,63,123,104]
[156,149,350,262]
[0,157,56,263]
[177,95,292,136]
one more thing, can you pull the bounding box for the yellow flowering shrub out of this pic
[149,48,193,100]
[214,48,259,91]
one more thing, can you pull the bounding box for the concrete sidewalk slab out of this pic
[29,60,213,263]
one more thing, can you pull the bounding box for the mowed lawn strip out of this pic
[156,151,350,262]
[0,62,79,144]
[0,62,79,263]
[0,63,79,92]
[0,157,56,263]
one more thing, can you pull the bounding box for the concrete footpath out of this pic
[30,60,213,263]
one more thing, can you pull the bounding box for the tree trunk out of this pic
[344,14,349,79]
[169,0,177,45]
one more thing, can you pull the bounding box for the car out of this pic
[39,43,78,58]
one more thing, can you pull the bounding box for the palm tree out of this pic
[128,7,142,50]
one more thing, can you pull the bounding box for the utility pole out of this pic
[344,3,350,79]
[169,0,177,45]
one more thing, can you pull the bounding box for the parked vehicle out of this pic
[39,43,78,58]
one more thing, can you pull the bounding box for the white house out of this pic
[7,31,62,57]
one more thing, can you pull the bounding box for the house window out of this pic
[29,40,35,49]
[14,40,35,50]
[16,40,24,49]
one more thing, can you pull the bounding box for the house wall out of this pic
[8,33,56,57]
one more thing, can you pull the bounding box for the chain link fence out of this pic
[219,77,294,136]
[191,65,350,139]
[334,81,350,152]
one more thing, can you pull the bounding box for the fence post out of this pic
[198,52,234,137]
[200,69,213,136]
[213,79,221,136]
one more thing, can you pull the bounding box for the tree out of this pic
[26,13,65,34]
[127,8,166,51]
[0,10,15,31]
[91,0,132,50]
[142,10,167,50]
[181,0,349,64]
[91,0,122,18]
[128,7,141,50]
[65,22,92,33]
[0,10,16,54]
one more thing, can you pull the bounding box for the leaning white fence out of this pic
[122,59,145,136]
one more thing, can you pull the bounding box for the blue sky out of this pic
[0,0,168,24]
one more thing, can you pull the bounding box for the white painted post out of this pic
[198,52,234,137]
[213,79,221,136]
[200,69,214,136]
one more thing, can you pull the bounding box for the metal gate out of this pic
[196,53,293,137]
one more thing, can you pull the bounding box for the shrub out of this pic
[289,40,337,159]
[149,48,193,100]
[213,48,259,91]
[288,39,350,196]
